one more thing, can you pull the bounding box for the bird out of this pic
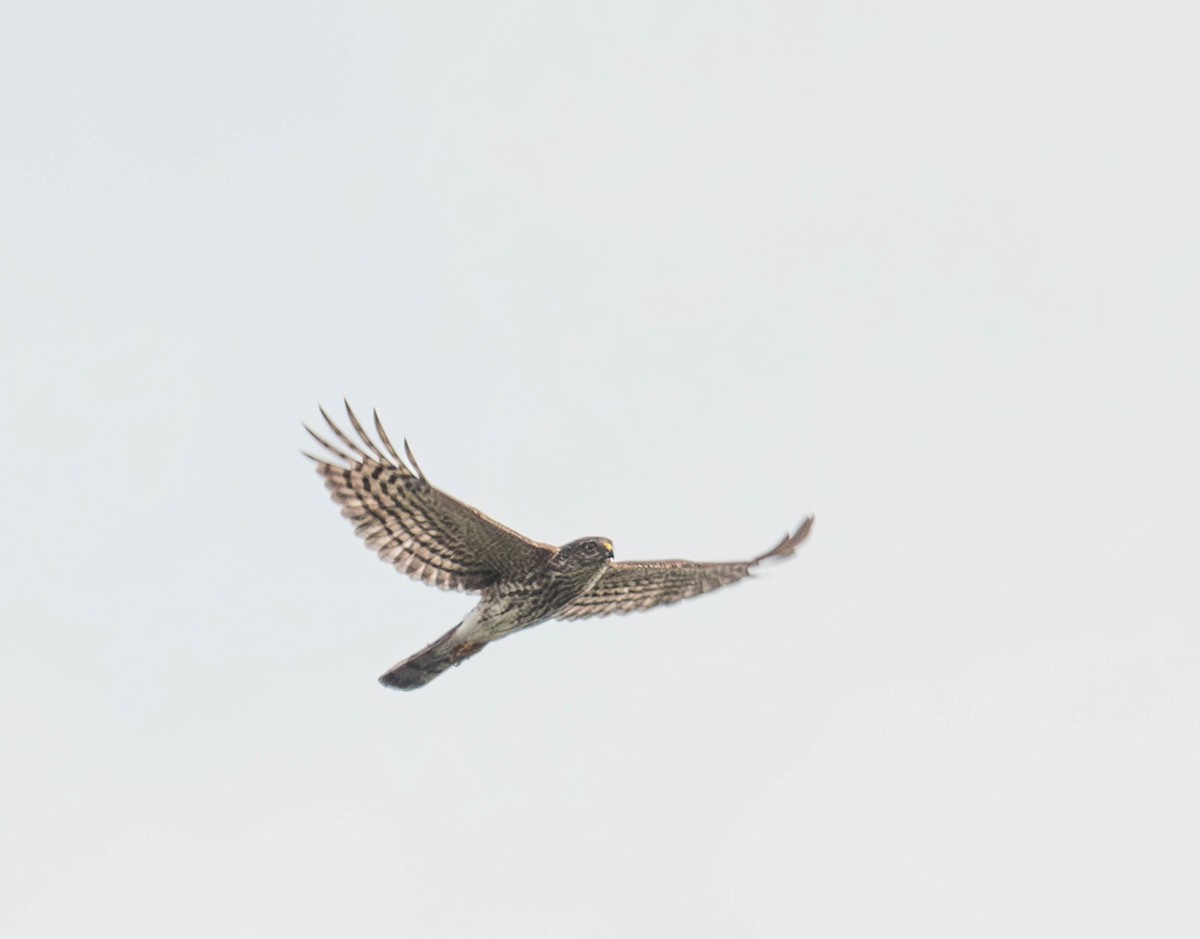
[304,402,814,691]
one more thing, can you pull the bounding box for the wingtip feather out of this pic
[304,422,354,463]
[343,399,391,465]
[372,409,409,472]
[319,404,372,463]
[753,515,815,564]
[403,437,427,481]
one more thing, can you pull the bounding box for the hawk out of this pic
[305,402,814,691]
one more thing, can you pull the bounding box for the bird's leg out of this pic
[450,642,485,665]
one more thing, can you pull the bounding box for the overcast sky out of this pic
[3,1,1198,936]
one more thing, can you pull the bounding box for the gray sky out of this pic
[3,0,1198,935]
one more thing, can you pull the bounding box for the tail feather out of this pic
[378,624,488,691]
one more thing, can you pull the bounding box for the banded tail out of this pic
[378,623,489,691]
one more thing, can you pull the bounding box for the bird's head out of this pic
[558,536,615,567]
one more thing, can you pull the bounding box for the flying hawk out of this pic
[305,403,813,690]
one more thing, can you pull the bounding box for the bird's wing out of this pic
[305,402,555,593]
[556,517,814,620]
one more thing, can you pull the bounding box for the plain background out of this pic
[3,0,1198,935]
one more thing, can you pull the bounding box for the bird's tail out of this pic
[378,623,488,691]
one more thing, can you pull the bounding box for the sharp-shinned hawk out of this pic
[305,402,814,691]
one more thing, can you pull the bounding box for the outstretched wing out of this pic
[556,517,814,620]
[305,402,554,593]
